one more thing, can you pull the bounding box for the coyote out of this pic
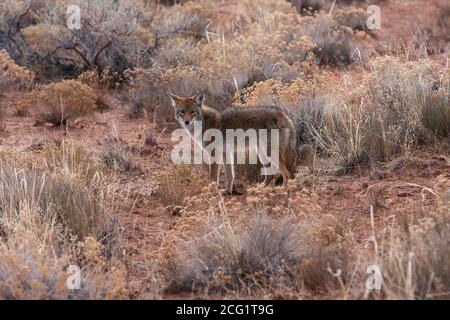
[168,92,306,194]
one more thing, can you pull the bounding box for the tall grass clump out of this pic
[301,13,361,67]
[18,80,96,125]
[157,165,208,207]
[298,58,449,172]
[371,176,450,299]
[239,57,448,173]
[359,58,449,160]
[161,211,351,298]
[0,144,127,299]
[103,143,141,174]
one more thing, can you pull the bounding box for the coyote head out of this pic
[167,92,205,127]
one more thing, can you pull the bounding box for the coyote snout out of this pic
[168,92,300,194]
[169,92,203,128]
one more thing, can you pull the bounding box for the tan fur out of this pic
[168,92,303,194]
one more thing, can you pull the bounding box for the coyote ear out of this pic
[194,92,206,107]
[167,92,179,107]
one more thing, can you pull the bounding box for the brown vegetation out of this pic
[18,80,96,125]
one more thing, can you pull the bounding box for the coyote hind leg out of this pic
[262,174,276,187]
[278,152,291,187]
[257,145,280,188]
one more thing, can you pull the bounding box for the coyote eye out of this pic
[178,110,185,115]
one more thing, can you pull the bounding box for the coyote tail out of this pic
[286,129,298,179]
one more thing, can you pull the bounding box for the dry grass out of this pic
[41,141,105,182]
[289,0,371,14]
[301,13,362,67]
[104,144,141,174]
[157,165,208,208]
[415,4,450,55]
[240,57,449,173]
[124,0,372,121]
[77,68,123,111]
[0,49,34,92]
[18,80,96,125]
[158,182,352,298]
[161,211,351,298]
[158,172,450,300]
[366,175,450,299]
[422,94,450,138]
[0,142,128,299]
